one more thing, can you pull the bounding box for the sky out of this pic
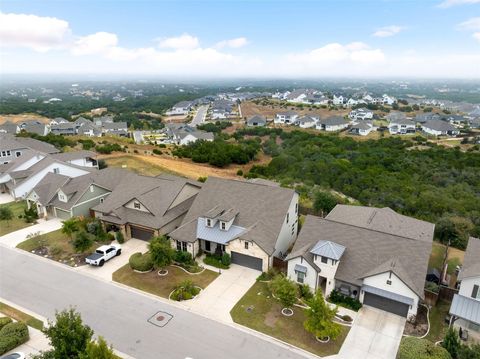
[1,0,480,79]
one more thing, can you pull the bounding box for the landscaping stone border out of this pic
[168,286,203,302]
[281,308,294,317]
[171,264,206,275]
[133,268,153,274]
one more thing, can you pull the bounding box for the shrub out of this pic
[197,176,207,183]
[0,317,12,331]
[257,269,278,281]
[115,231,124,244]
[23,206,38,223]
[398,337,451,359]
[50,244,63,256]
[236,169,243,176]
[443,327,460,358]
[171,280,200,301]
[0,206,14,223]
[426,281,440,293]
[129,252,154,272]
[73,231,93,253]
[175,251,194,265]
[152,149,162,155]
[0,322,30,355]
[298,284,314,301]
[328,289,362,311]
[221,253,231,267]
[203,253,229,269]
[106,232,115,242]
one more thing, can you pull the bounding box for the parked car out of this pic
[85,244,121,266]
[1,353,26,359]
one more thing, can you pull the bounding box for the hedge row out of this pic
[129,252,153,272]
[0,321,30,355]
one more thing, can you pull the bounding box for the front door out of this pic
[205,240,211,252]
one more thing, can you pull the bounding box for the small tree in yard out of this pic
[304,290,342,340]
[443,327,460,359]
[0,206,13,226]
[73,231,93,253]
[270,275,298,311]
[62,218,79,240]
[313,191,338,217]
[79,336,116,359]
[149,236,176,272]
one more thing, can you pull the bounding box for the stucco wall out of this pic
[287,256,318,291]
[313,256,340,296]
[226,238,270,272]
[274,192,299,257]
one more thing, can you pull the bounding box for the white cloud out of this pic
[215,37,249,48]
[457,17,480,30]
[156,34,199,49]
[372,25,404,38]
[473,32,480,41]
[0,12,70,52]
[438,0,480,8]
[71,32,118,55]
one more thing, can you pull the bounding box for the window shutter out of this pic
[472,285,479,299]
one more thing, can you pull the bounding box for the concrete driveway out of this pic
[337,307,406,359]
[0,193,14,204]
[186,263,260,323]
[76,238,148,280]
[0,218,63,248]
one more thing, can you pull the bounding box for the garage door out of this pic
[130,226,154,241]
[363,292,409,317]
[231,252,263,271]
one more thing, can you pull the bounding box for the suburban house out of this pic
[169,177,299,272]
[296,116,317,129]
[421,120,460,137]
[316,116,349,132]
[382,94,397,105]
[21,122,49,136]
[416,112,442,124]
[0,150,96,200]
[286,205,434,319]
[274,111,298,125]
[350,121,374,136]
[246,115,267,127]
[26,168,126,219]
[166,101,193,116]
[0,134,59,164]
[102,122,128,137]
[0,121,20,135]
[450,237,480,340]
[388,118,417,135]
[332,95,345,106]
[210,99,236,120]
[93,174,202,241]
[386,112,407,123]
[51,122,77,136]
[49,117,69,125]
[51,151,98,168]
[349,108,374,121]
[166,123,214,145]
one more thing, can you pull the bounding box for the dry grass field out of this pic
[0,113,50,125]
[240,100,349,119]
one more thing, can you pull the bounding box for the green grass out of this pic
[428,242,465,275]
[0,201,33,236]
[425,300,451,343]
[112,264,219,298]
[0,302,43,330]
[230,282,349,357]
[17,229,94,266]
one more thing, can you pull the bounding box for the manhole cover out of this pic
[148,311,173,327]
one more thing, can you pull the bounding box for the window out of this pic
[387,280,392,285]
[53,168,59,174]
[472,285,479,299]
[221,222,226,230]
[176,241,181,251]
[6,150,11,156]
[286,213,289,223]
[1,151,5,156]
[245,242,249,250]
[182,241,187,251]
[16,151,21,157]
[321,256,328,264]
[297,272,305,284]
[134,202,140,209]
[206,218,212,227]
[295,203,298,214]
[100,198,104,203]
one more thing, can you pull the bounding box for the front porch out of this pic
[199,238,226,256]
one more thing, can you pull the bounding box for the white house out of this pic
[383,94,397,106]
[421,120,460,137]
[333,95,345,106]
[166,101,192,116]
[274,111,298,125]
[350,121,374,136]
[287,206,434,320]
[296,116,317,129]
[450,237,480,340]
[388,118,416,135]
[316,116,349,132]
[349,108,374,121]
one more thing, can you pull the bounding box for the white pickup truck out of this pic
[85,244,121,266]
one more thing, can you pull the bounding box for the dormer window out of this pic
[220,221,226,230]
[134,202,140,209]
[321,256,328,264]
[206,218,212,227]
[286,213,289,223]
[53,168,60,174]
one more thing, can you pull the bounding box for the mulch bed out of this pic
[404,305,428,336]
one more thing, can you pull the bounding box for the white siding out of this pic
[313,255,340,296]
[287,256,318,290]
[124,199,151,213]
[459,276,480,300]
[274,192,299,257]
[361,272,419,319]
[69,158,96,167]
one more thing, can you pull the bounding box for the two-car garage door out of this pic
[231,251,263,271]
[130,226,154,241]
[363,292,410,317]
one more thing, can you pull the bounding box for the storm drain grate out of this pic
[147,311,173,327]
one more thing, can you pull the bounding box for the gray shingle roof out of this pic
[317,116,348,126]
[458,237,480,281]
[247,115,267,125]
[0,134,58,154]
[422,119,457,132]
[326,205,434,242]
[30,172,71,205]
[169,177,296,255]
[288,214,433,298]
[51,151,97,162]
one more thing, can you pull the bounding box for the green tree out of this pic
[436,216,474,250]
[0,206,14,226]
[62,218,79,240]
[443,327,460,359]
[79,336,116,359]
[149,236,175,271]
[270,275,298,309]
[458,344,480,359]
[313,191,339,217]
[42,308,94,359]
[398,337,451,359]
[73,231,93,253]
[304,290,342,340]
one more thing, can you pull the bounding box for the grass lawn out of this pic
[0,302,43,330]
[425,300,451,343]
[17,229,95,266]
[230,282,350,357]
[104,155,166,176]
[428,242,465,275]
[112,264,219,299]
[0,201,33,236]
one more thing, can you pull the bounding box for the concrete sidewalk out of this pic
[0,193,14,204]
[0,218,63,248]
[185,262,260,323]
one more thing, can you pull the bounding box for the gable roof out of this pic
[51,150,97,162]
[326,205,434,242]
[458,237,480,281]
[30,172,71,205]
[422,119,457,132]
[247,115,267,124]
[0,134,59,154]
[310,240,346,260]
[288,215,433,298]
[169,177,296,255]
[317,116,348,126]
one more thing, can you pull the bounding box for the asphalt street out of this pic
[0,246,310,359]
[190,105,209,127]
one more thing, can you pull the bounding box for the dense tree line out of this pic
[172,139,261,167]
[243,129,480,248]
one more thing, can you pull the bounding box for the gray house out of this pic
[246,115,267,127]
[0,133,59,164]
